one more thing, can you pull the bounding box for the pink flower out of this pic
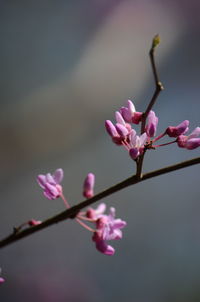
[145,110,158,137]
[166,120,189,137]
[120,100,143,124]
[37,169,64,200]
[83,173,95,198]
[105,112,131,145]
[92,207,127,255]
[86,203,106,219]
[105,120,123,145]
[177,127,200,149]
[28,219,42,226]
[129,130,148,160]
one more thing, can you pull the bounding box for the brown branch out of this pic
[0,157,199,249]
[141,34,164,134]
[138,35,164,178]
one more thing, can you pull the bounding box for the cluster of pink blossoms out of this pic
[105,100,200,160]
[37,169,126,255]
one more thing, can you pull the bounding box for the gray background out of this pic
[0,0,200,301]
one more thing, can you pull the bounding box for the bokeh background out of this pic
[0,0,200,301]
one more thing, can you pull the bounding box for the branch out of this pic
[0,157,199,249]
[138,35,164,177]
[141,34,164,134]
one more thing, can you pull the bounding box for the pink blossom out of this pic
[86,203,106,219]
[145,110,158,137]
[177,127,200,149]
[92,207,127,255]
[120,100,143,124]
[83,173,95,199]
[37,168,64,200]
[166,120,189,137]
[105,120,123,145]
[105,111,132,145]
[129,130,148,160]
[28,219,42,226]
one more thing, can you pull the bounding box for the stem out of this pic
[152,140,176,148]
[0,157,199,249]
[138,35,164,178]
[76,218,95,232]
[141,35,164,134]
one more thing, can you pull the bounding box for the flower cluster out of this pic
[37,169,126,255]
[105,100,200,160]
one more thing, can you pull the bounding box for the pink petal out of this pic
[95,240,115,256]
[83,173,95,198]
[37,175,47,188]
[53,169,64,184]
[105,120,119,138]
[188,127,200,139]
[115,111,126,126]
[129,148,140,160]
[127,99,136,114]
[115,123,129,138]
[186,138,200,149]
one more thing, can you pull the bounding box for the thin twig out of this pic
[141,34,164,134]
[0,157,199,249]
[137,35,164,178]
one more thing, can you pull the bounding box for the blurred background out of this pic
[0,0,200,301]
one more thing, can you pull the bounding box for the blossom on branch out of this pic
[177,127,200,149]
[83,173,95,198]
[120,100,142,124]
[86,203,106,219]
[145,110,158,138]
[129,130,148,160]
[166,120,189,137]
[37,169,64,200]
[92,206,127,255]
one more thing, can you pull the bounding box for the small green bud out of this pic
[152,34,160,48]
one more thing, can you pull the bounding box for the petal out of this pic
[96,203,106,215]
[44,183,60,200]
[46,173,56,185]
[146,110,158,137]
[115,123,129,138]
[129,129,137,146]
[108,229,122,240]
[109,207,116,219]
[186,138,200,149]
[105,120,119,138]
[132,111,143,124]
[127,99,136,114]
[53,169,64,184]
[120,107,132,123]
[129,148,140,160]
[177,135,187,148]
[83,173,95,198]
[112,219,127,229]
[139,133,148,147]
[188,127,200,139]
[37,175,47,188]
[115,111,126,126]
[166,120,189,137]
[95,240,115,256]
[0,277,5,284]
